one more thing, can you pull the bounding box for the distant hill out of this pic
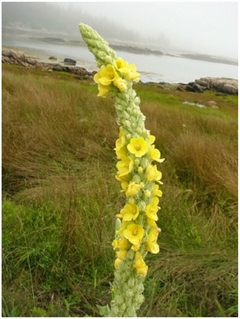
[180,53,237,66]
[2,2,143,43]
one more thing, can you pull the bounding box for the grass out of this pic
[2,63,238,317]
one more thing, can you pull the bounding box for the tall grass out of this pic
[2,65,238,317]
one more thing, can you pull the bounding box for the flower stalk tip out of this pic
[78,22,164,317]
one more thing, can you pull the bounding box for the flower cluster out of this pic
[113,127,163,277]
[94,57,140,97]
[79,23,164,317]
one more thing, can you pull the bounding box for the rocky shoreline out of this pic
[2,49,238,95]
[2,49,94,79]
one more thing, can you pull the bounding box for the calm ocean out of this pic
[2,37,238,84]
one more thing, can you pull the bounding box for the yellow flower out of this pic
[125,181,143,197]
[146,227,160,254]
[127,137,149,157]
[123,64,140,82]
[112,236,130,250]
[152,184,163,197]
[116,156,133,177]
[148,135,156,145]
[131,243,141,251]
[147,217,157,227]
[149,145,164,163]
[115,146,127,160]
[94,64,119,86]
[95,83,110,97]
[120,180,129,191]
[117,203,139,221]
[133,252,148,276]
[114,58,140,83]
[114,57,129,71]
[146,164,162,181]
[115,128,126,157]
[94,64,120,97]
[123,223,144,245]
[145,197,159,221]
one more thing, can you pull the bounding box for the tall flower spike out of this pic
[79,23,164,317]
[78,23,117,67]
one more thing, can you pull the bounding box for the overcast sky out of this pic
[62,1,238,59]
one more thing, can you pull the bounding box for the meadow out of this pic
[2,63,238,317]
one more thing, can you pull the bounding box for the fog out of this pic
[2,1,238,59]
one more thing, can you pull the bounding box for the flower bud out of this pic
[138,166,143,174]
[144,190,151,198]
[140,157,150,169]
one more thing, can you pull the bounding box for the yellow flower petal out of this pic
[145,200,159,221]
[116,156,133,177]
[97,83,110,97]
[147,218,157,227]
[133,252,148,276]
[114,57,128,71]
[148,135,156,145]
[146,227,160,254]
[125,181,143,197]
[146,165,162,181]
[123,223,144,245]
[112,237,130,250]
[127,137,149,157]
[117,203,139,221]
[152,184,163,197]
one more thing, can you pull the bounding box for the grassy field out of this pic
[2,63,238,317]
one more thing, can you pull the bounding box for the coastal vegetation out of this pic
[2,63,238,317]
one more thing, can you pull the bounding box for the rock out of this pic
[2,50,94,80]
[207,100,218,109]
[186,77,238,95]
[195,79,210,89]
[71,67,88,76]
[27,59,37,66]
[52,64,64,72]
[186,82,205,93]
[222,84,238,95]
[3,49,25,60]
[2,56,11,63]
[49,56,57,60]
[176,84,186,91]
[63,58,76,66]
[52,64,71,72]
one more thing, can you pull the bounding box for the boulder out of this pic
[222,84,238,95]
[3,49,25,60]
[195,79,210,89]
[63,58,76,66]
[187,77,238,95]
[186,82,205,93]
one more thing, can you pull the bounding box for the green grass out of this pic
[2,64,238,317]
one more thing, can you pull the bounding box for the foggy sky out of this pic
[63,1,238,59]
[2,1,238,59]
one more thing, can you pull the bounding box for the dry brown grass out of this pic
[142,100,238,201]
[2,66,238,317]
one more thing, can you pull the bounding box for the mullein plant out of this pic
[79,23,164,317]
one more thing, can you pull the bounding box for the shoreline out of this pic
[2,48,238,95]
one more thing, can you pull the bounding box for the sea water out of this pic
[2,37,238,84]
